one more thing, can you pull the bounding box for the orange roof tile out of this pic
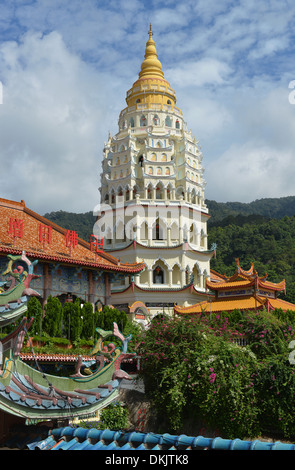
[208,260,285,294]
[0,198,145,274]
[174,295,295,315]
[174,295,266,315]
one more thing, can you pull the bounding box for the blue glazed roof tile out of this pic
[29,426,295,451]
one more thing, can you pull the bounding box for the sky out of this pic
[0,0,295,215]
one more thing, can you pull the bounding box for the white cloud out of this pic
[0,31,114,214]
[0,0,294,214]
[167,58,232,88]
[206,143,295,203]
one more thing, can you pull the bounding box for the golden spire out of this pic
[138,24,164,79]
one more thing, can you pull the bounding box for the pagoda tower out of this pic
[96,26,216,326]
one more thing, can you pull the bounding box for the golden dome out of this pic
[125,25,177,110]
[138,24,164,79]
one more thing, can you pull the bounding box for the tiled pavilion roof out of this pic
[174,259,294,315]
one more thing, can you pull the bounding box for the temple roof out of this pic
[174,294,295,315]
[29,426,295,450]
[206,259,286,293]
[0,198,145,274]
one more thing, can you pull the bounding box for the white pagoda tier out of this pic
[95,26,216,326]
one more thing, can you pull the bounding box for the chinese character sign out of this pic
[8,218,23,238]
[39,224,52,245]
[90,234,104,252]
[65,230,78,249]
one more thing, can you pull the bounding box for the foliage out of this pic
[255,358,295,438]
[98,402,129,430]
[75,402,129,431]
[27,297,42,335]
[62,299,83,342]
[97,306,128,332]
[81,302,97,340]
[206,196,295,225]
[138,311,295,439]
[43,296,63,337]
[208,215,295,304]
[123,320,142,352]
[43,210,96,242]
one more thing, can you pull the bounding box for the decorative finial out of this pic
[149,23,153,36]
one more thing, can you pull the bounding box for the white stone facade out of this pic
[95,28,215,324]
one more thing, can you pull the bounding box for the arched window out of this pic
[140,115,147,126]
[153,266,164,284]
[176,119,180,129]
[130,117,135,127]
[153,114,160,125]
[147,184,153,199]
[156,184,164,199]
[165,116,172,127]
[152,218,164,239]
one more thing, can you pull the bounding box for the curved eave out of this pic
[111,281,209,296]
[106,239,215,255]
[174,294,266,315]
[206,277,286,293]
[0,247,145,274]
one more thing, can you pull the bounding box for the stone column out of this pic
[88,270,95,306]
[43,263,52,307]
[168,268,173,287]
[104,272,112,305]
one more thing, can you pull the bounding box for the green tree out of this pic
[63,299,82,342]
[27,297,43,335]
[96,306,127,332]
[81,302,95,340]
[43,296,63,337]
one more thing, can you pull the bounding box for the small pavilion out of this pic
[174,259,295,316]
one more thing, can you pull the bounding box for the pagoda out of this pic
[174,259,295,315]
[95,26,216,325]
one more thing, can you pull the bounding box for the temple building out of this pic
[0,198,145,309]
[174,259,295,316]
[95,26,216,325]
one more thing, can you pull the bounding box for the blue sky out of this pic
[0,0,295,214]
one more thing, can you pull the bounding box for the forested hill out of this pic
[43,210,96,242]
[206,196,295,225]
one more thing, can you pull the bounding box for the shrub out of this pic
[138,312,295,439]
[255,358,295,438]
[98,402,129,430]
